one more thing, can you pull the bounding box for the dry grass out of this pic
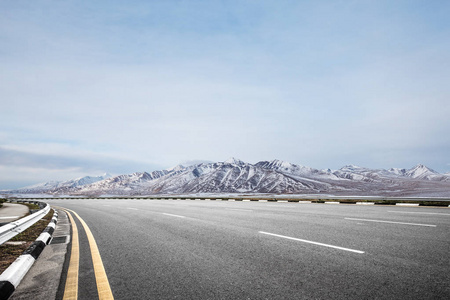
[18,202,40,210]
[0,209,54,274]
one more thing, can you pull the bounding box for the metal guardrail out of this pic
[0,203,50,245]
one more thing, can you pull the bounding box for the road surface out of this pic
[0,202,29,223]
[44,198,450,299]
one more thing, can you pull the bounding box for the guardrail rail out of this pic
[0,202,50,245]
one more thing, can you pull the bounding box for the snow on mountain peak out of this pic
[73,173,111,182]
[405,164,437,179]
[340,165,363,172]
[254,159,319,178]
[412,164,435,172]
[224,157,246,166]
[14,173,112,192]
[388,168,406,176]
[167,164,185,172]
[270,159,295,169]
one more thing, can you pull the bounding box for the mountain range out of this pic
[4,159,450,197]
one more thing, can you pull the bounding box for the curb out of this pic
[159,198,449,206]
[146,198,449,206]
[396,203,419,206]
[0,209,58,300]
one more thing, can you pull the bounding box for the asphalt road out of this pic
[45,199,450,299]
[0,202,29,223]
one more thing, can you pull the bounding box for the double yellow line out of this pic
[61,208,114,300]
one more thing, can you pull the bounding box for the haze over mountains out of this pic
[4,159,450,197]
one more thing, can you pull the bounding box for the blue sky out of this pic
[1,0,449,189]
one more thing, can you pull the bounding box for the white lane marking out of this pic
[259,231,364,254]
[0,216,19,219]
[345,218,436,227]
[162,213,186,218]
[225,208,253,212]
[127,207,138,210]
[388,211,450,216]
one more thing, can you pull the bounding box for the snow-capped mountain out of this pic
[8,159,450,196]
[13,173,112,193]
[175,161,323,194]
[224,157,246,166]
[63,174,113,187]
[17,180,62,192]
[404,164,443,180]
[332,165,393,182]
[255,159,320,176]
[332,163,449,182]
[167,165,186,172]
[387,168,407,176]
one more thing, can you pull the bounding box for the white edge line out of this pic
[259,231,365,254]
[388,211,450,216]
[162,213,186,218]
[345,217,436,227]
[126,207,138,210]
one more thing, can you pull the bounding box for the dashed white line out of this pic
[127,207,138,210]
[259,231,365,254]
[345,218,436,227]
[225,208,253,212]
[388,211,450,216]
[162,213,186,218]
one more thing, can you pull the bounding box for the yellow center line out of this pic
[66,208,114,300]
[62,209,79,300]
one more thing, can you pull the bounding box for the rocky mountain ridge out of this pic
[6,159,450,197]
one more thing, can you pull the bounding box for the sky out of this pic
[1,0,449,189]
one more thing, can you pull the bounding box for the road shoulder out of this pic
[9,209,70,300]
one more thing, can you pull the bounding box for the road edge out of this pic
[0,209,58,300]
